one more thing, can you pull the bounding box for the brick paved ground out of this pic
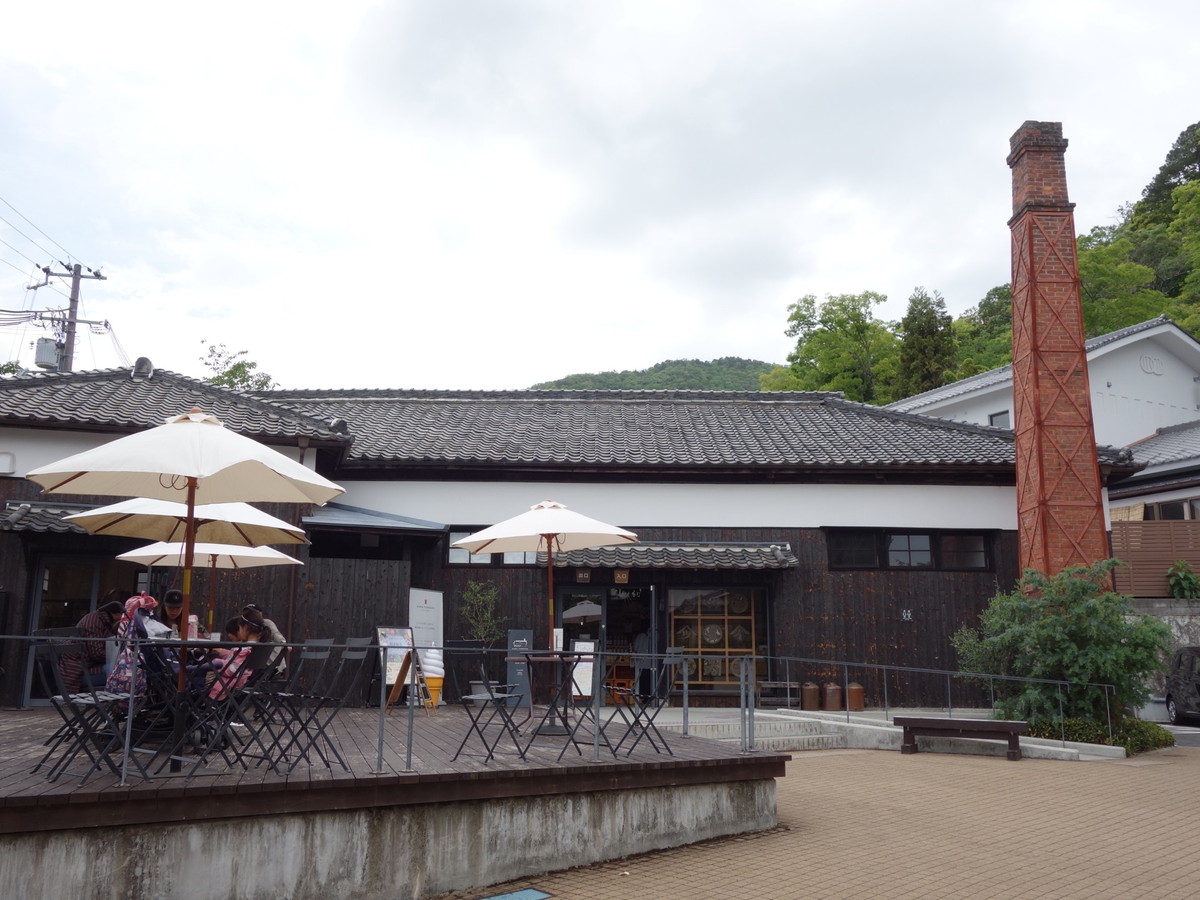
[433,746,1200,900]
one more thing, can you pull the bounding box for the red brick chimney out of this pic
[1007,121,1108,574]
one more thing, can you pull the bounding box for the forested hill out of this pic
[530,357,780,390]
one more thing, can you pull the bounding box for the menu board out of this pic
[377,626,414,685]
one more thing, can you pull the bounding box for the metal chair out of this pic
[451,651,526,764]
[605,647,682,756]
[271,637,374,774]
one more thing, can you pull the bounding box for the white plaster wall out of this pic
[3,425,312,477]
[340,481,1018,530]
[910,336,1200,448]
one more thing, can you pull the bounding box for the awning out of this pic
[546,541,799,570]
[302,502,446,536]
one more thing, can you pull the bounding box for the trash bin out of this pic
[846,681,864,712]
[822,682,843,711]
[801,681,820,711]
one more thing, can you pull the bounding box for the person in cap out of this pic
[155,589,186,638]
[243,604,287,674]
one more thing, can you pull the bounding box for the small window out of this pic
[502,550,538,565]
[448,530,492,565]
[828,531,879,567]
[887,533,932,567]
[1158,502,1187,521]
[941,534,987,569]
[988,410,1011,428]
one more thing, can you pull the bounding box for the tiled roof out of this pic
[0,364,348,445]
[549,541,800,570]
[1126,419,1200,467]
[260,388,1025,471]
[887,316,1176,413]
[0,501,90,534]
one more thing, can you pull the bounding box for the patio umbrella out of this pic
[65,498,308,546]
[26,407,342,693]
[561,600,602,624]
[117,541,303,631]
[452,500,636,644]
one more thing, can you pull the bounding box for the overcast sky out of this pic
[1,2,1197,390]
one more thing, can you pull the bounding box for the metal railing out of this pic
[2,634,1121,780]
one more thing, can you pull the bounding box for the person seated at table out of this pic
[242,603,287,674]
[58,596,126,693]
[154,590,207,638]
[207,612,268,700]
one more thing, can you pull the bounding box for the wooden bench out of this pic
[755,681,801,707]
[894,716,1029,761]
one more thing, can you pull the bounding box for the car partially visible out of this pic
[1165,646,1200,725]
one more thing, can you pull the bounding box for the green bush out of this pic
[952,560,1171,721]
[1026,717,1175,756]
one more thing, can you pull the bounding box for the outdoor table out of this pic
[506,651,587,755]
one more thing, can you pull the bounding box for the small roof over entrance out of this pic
[550,541,799,570]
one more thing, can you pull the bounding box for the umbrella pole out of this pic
[545,537,555,650]
[170,477,199,773]
[208,556,217,633]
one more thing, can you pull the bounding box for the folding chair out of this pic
[606,647,682,757]
[270,637,373,774]
[43,635,151,784]
[233,638,334,773]
[451,652,526,763]
[153,642,277,777]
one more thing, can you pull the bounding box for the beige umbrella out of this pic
[66,498,308,546]
[26,407,342,695]
[118,541,303,631]
[452,500,636,644]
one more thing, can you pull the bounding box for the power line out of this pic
[0,193,79,265]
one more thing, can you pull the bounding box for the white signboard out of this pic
[571,640,595,699]
[377,626,414,685]
[409,588,443,650]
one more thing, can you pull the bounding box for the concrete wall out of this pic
[0,779,777,900]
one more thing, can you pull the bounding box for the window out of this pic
[827,529,990,571]
[448,530,538,566]
[448,530,492,565]
[827,530,879,567]
[941,534,987,569]
[988,410,1011,428]
[887,533,932,567]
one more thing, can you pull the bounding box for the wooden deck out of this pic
[0,704,787,835]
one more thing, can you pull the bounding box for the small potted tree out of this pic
[458,579,506,698]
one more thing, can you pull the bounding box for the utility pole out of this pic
[27,262,107,372]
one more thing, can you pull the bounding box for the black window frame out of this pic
[447,529,539,567]
[825,528,993,572]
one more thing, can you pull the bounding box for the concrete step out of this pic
[658,714,845,751]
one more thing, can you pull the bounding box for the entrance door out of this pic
[22,556,137,705]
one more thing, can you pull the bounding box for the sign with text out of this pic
[377,626,414,685]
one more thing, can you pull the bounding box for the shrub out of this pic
[1167,559,1200,599]
[952,559,1171,721]
[1027,717,1175,756]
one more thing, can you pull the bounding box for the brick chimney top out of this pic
[1007,121,1073,221]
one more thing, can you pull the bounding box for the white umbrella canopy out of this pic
[26,407,342,698]
[118,541,304,570]
[66,498,308,546]
[452,500,637,644]
[118,541,302,633]
[26,408,343,506]
[561,600,602,624]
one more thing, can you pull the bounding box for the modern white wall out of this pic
[908,335,1200,448]
[339,480,1019,530]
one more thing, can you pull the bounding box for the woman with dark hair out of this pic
[207,612,268,700]
[58,596,126,693]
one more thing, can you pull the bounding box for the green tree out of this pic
[0,360,21,375]
[1076,226,1168,336]
[952,560,1170,724]
[1134,120,1200,228]
[199,341,277,391]
[779,292,899,403]
[950,284,1011,378]
[533,357,777,391]
[897,287,955,396]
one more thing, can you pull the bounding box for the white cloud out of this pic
[1,0,1198,387]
